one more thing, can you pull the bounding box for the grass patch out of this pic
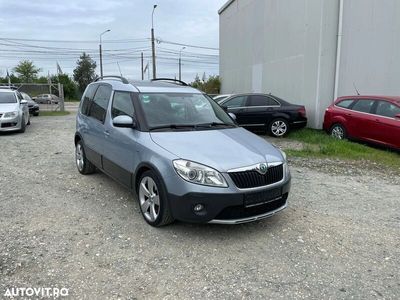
[286,128,400,168]
[39,111,70,116]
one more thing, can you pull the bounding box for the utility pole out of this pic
[151,5,158,79]
[141,52,144,80]
[99,29,111,77]
[179,46,186,81]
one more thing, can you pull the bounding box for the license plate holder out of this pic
[244,188,282,208]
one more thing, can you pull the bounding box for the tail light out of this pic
[298,106,306,118]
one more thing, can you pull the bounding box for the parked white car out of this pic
[0,88,30,133]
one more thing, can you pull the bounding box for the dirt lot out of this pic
[1,113,399,299]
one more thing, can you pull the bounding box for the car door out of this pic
[220,95,249,125]
[370,100,400,148]
[345,99,375,140]
[84,84,112,168]
[102,91,140,188]
[245,95,279,128]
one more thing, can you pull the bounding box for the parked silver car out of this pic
[33,94,59,104]
[0,88,30,133]
[75,77,290,227]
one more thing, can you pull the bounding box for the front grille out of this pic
[215,194,288,220]
[229,164,284,189]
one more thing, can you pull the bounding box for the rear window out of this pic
[80,84,98,116]
[88,85,112,123]
[336,99,354,108]
[375,101,400,118]
[0,92,17,103]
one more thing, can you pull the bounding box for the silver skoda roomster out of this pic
[75,77,291,227]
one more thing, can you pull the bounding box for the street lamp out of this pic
[151,4,158,79]
[99,29,111,77]
[179,46,186,81]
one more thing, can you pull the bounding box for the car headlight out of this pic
[173,159,228,187]
[276,148,290,177]
[3,111,18,118]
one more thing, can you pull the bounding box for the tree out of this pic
[51,74,78,100]
[73,52,97,93]
[13,60,41,82]
[190,74,221,94]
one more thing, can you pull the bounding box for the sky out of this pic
[0,0,227,83]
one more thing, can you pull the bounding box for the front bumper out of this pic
[0,116,21,132]
[167,177,291,224]
[29,106,39,114]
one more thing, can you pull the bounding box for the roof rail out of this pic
[94,75,129,84]
[151,78,188,86]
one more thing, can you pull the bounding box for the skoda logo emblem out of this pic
[256,163,268,175]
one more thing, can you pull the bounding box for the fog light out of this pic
[193,204,204,212]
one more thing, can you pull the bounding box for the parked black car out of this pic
[21,92,39,116]
[219,93,307,137]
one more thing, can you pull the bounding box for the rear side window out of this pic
[223,96,247,108]
[351,100,375,113]
[111,92,135,118]
[88,85,112,122]
[336,99,354,108]
[375,101,400,118]
[81,84,98,116]
[249,95,279,106]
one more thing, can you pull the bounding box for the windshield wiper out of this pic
[196,122,235,128]
[149,124,198,131]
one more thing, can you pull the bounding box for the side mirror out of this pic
[113,115,136,128]
[222,106,228,112]
[395,114,400,120]
[228,112,237,120]
[20,100,28,105]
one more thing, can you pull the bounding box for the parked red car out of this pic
[323,95,400,150]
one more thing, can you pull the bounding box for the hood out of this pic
[0,103,19,113]
[150,127,283,172]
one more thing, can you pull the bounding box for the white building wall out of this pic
[219,0,339,128]
[337,0,400,96]
[219,0,400,128]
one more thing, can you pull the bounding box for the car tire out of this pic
[75,140,96,175]
[138,170,174,227]
[19,116,26,133]
[330,123,347,140]
[269,118,289,137]
[33,112,39,116]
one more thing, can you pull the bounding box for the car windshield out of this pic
[0,92,17,103]
[138,93,236,130]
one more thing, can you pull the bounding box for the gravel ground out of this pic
[0,114,399,299]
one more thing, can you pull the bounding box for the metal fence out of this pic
[0,83,65,111]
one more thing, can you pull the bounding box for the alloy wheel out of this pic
[271,120,287,137]
[75,143,84,171]
[139,176,160,222]
[331,125,344,139]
